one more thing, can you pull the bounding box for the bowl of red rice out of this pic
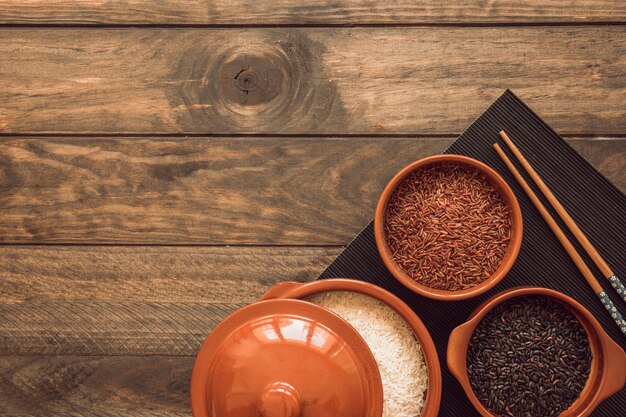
[374,154,523,301]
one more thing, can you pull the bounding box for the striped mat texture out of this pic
[318,90,626,416]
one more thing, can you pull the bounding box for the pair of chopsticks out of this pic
[494,131,626,337]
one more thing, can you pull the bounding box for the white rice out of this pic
[305,291,428,417]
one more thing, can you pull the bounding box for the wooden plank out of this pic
[0,27,624,135]
[0,245,338,355]
[0,245,339,303]
[0,137,623,245]
[0,300,242,356]
[0,1,623,25]
[0,136,447,244]
[0,356,193,416]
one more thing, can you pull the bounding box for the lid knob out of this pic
[256,382,301,417]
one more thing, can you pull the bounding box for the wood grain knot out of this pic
[175,33,346,132]
[222,56,282,106]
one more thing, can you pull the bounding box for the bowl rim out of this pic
[258,278,442,417]
[374,154,523,301]
[446,286,622,417]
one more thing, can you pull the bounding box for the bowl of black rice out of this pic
[447,286,626,417]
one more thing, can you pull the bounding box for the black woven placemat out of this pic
[318,90,626,416]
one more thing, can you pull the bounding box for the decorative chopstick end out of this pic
[608,275,626,304]
[596,291,626,336]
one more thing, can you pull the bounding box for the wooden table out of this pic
[1,2,625,416]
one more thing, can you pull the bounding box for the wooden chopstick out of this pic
[499,130,626,305]
[493,143,626,336]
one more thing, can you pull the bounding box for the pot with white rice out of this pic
[259,278,442,417]
[190,278,441,417]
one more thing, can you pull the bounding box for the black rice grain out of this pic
[467,296,592,417]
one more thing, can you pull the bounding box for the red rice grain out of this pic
[384,163,511,291]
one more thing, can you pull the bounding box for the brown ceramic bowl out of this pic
[374,154,523,301]
[447,287,626,417]
[260,278,442,417]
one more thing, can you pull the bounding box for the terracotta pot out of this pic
[190,298,383,417]
[260,278,442,417]
[374,154,523,301]
[447,286,626,417]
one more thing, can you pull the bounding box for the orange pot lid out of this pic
[190,299,383,417]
